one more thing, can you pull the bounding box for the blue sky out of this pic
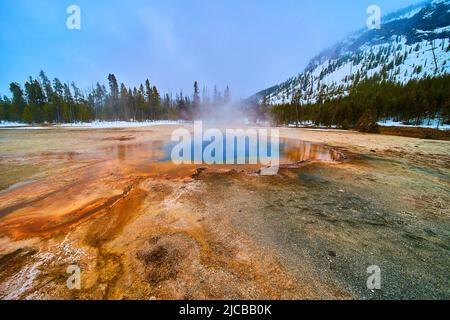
[0,0,424,99]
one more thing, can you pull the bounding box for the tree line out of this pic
[266,74,450,130]
[2,71,449,129]
[0,71,232,123]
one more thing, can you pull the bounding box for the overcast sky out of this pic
[0,0,425,99]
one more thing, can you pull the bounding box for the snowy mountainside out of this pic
[252,0,450,105]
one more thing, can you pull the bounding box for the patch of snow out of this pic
[0,121,28,127]
[415,26,450,34]
[422,10,435,19]
[0,120,184,130]
[378,119,450,130]
[59,120,183,129]
[384,8,423,24]
[1,126,50,130]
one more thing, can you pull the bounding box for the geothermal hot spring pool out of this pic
[39,138,343,168]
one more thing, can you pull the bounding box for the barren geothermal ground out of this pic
[0,125,448,300]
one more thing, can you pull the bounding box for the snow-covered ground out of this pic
[0,120,184,130]
[378,119,450,130]
[59,120,183,129]
[0,121,28,127]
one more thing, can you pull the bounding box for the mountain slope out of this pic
[252,0,450,105]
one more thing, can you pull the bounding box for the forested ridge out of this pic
[266,74,450,130]
[256,0,450,107]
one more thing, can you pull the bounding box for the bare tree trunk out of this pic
[431,40,439,75]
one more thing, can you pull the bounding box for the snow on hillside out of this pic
[384,7,423,23]
[252,0,450,105]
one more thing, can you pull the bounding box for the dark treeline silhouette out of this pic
[0,71,232,123]
[265,75,450,130]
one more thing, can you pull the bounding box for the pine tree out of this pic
[24,78,46,122]
[152,86,161,120]
[128,88,134,120]
[164,93,172,119]
[9,82,26,121]
[22,106,33,124]
[137,84,146,121]
[0,96,6,120]
[53,78,65,122]
[145,79,153,120]
[291,89,302,127]
[64,83,76,122]
[193,81,201,117]
[224,86,231,105]
[213,86,219,106]
[119,83,129,120]
[39,71,55,122]
[107,74,119,119]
